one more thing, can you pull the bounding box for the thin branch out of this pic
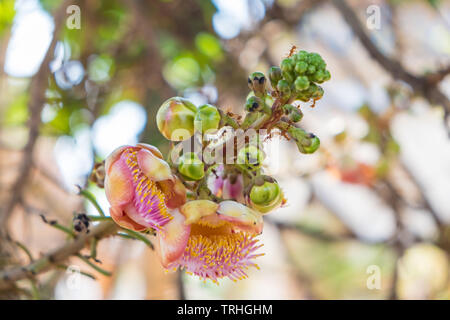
[76,254,112,277]
[332,0,450,123]
[120,229,154,250]
[77,186,106,217]
[0,1,70,227]
[0,220,118,290]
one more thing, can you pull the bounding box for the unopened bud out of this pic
[194,104,221,134]
[288,126,320,154]
[178,152,205,181]
[156,97,197,141]
[89,161,106,188]
[237,145,264,171]
[247,72,267,97]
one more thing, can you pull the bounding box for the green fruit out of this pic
[194,104,221,133]
[178,152,204,180]
[156,97,197,141]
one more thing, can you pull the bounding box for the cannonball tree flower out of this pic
[156,200,264,283]
[104,143,186,232]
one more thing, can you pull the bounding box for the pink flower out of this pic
[104,143,186,232]
[156,200,264,283]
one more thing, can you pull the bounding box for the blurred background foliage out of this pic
[0,0,449,299]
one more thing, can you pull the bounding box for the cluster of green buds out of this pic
[270,51,330,103]
[155,47,330,214]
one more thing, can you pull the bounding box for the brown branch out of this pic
[0,221,118,290]
[0,1,70,227]
[425,66,450,85]
[332,0,450,122]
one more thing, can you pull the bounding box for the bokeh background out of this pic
[1,0,450,299]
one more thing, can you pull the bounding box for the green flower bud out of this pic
[308,53,323,67]
[156,97,197,141]
[245,96,264,113]
[247,71,267,96]
[249,181,283,214]
[246,91,275,108]
[280,58,294,73]
[282,104,303,123]
[250,181,281,205]
[241,111,263,130]
[297,50,308,60]
[277,79,291,102]
[292,51,308,63]
[264,92,275,107]
[269,66,282,88]
[194,104,221,133]
[237,145,264,170]
[307,65,316,75]
[312,86,324,100]
[296,93,310,102]
[287,126,320,154]
[294,61,308,75]
[313,70,325,83]
[178,152,204,181]
[294,76,310,91]
[304,83,318,97]
[323,70,331,81]
[282,70,295,84]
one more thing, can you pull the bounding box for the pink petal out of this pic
[104,155,134,207]
[105,145,131,173]
[217,201,263,234]
[156,209,191,268]
[158,177,187,209]
[179,200,219,224]
[136,143,163,159]
[137,148,172,182]
[110,206,147,232]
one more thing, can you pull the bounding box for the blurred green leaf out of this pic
[163,54,201,89]
[195,32,223,62]
[0,0,15,36]
[3,94,29,126]
[88,54,115,83]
